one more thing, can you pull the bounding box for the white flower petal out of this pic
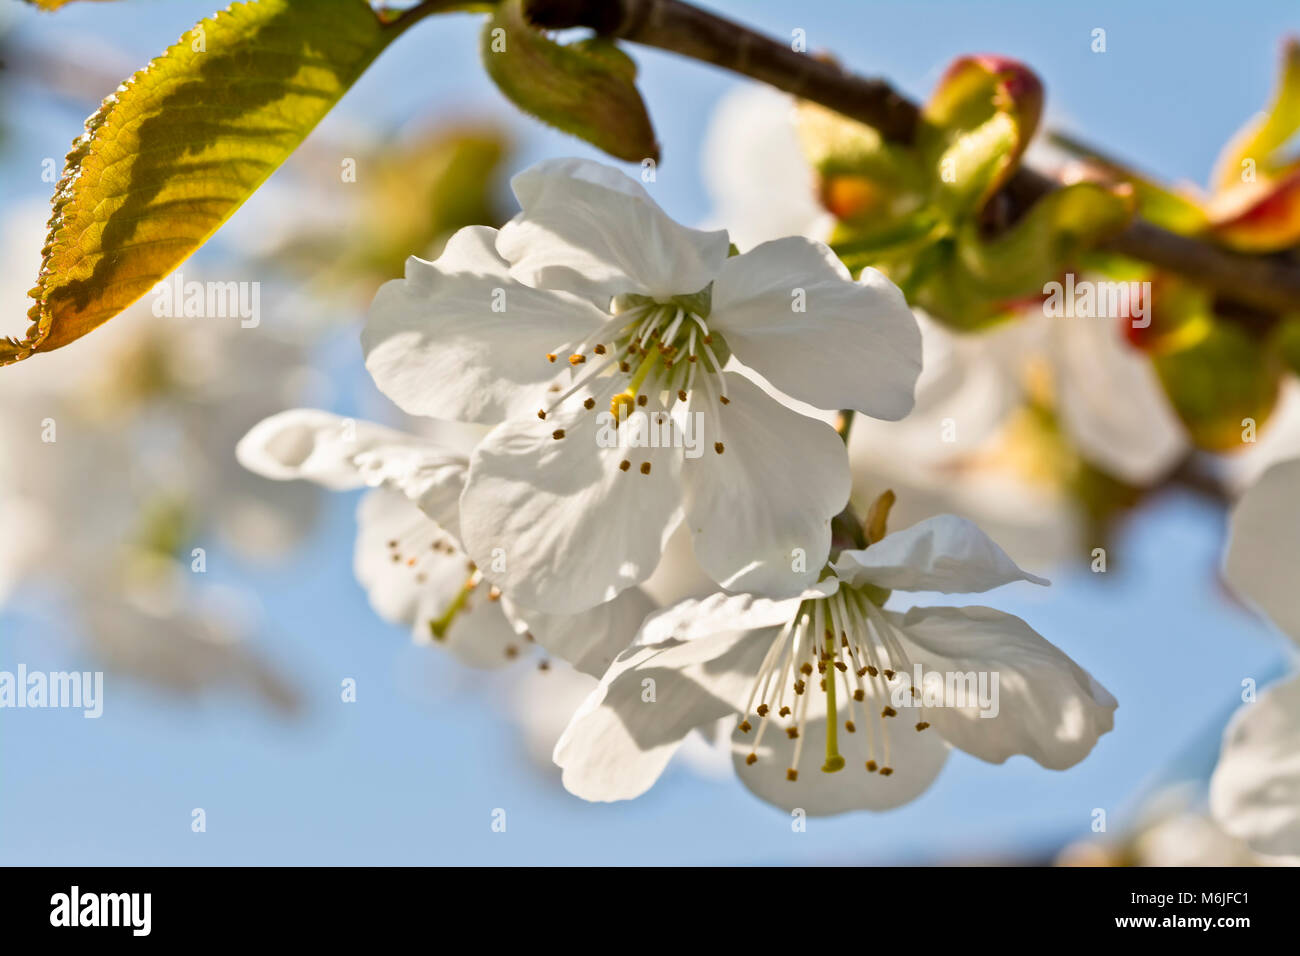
[711,240,921,419]
[894,605,1117,769]
[236,409,412,491]
[637,522,718,607]
[1054,314,1186,485]
[237,409,470,537]
[498,158,730,302]
[351,443,468,540]
[519,585,657,677]
[1225,457,1300,644]
[353,489,467,638]
[1210,674,1300,857]
[834,514,1049,593]
[460,390,684,614]
[363,225,607,422]
[682,372,849,598]
[554,627,775,802]
[731,690,950,815]
[636,588,830,647]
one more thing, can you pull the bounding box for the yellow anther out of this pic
[610,391,636,420]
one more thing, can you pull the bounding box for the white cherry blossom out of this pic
[361,158,922,614]
[555,513,1116,815]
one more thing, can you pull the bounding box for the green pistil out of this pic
[821,629,846,773]
[428,575,476,641]
[611,342,661,419]
[628,342,660,393]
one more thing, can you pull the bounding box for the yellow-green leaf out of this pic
[481,0,659,163]
[1046,131,1210,235]
[1271,310,1300,378]
[1211,37,1300,192]
[1155,318,1282,452]
[3,0,420,367]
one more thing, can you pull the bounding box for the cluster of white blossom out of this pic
[240,158,1121,815]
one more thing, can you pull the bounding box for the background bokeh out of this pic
[1,0,1296,864]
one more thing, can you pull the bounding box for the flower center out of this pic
[537,289,733,471]
[737,585,930,781]
[384,526,519,660]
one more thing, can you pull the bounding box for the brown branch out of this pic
[526,0,1300,317]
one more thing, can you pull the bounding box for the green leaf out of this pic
[481,0,659,163]
[3,0,421,367]
[1154,316,1282,452]
[1271,311,1300,377]
[907,182,1135,330]
[828,209,944,277]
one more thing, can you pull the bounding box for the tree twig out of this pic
[527,0,1300,317]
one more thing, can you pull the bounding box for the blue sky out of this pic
[1,0,1296,865]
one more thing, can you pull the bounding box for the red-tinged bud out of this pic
[929,54,1044,166]
[1211,166,1300,253]
[920,55,1045,215]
